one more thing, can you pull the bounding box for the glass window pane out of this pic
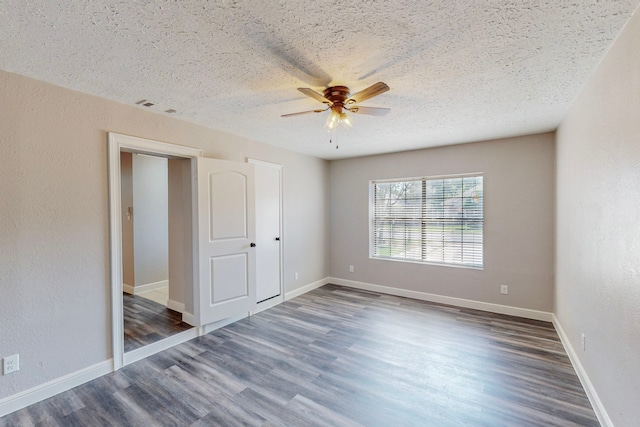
[373,175,483,267]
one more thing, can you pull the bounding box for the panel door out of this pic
[196,157,256,325]
[252,160,282,302]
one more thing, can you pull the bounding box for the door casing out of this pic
[108,133,202,369]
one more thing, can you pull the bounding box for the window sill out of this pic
[370,255,484,271]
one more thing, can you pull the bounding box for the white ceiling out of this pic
[1,1,638,159]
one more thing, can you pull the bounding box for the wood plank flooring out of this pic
[123,292,193,352]
[1,285,599,426]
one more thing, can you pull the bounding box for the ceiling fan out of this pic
[282,82,390,131]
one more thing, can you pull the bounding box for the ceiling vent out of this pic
[135,100,176,114]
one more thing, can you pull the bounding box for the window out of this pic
[371,174,483,268]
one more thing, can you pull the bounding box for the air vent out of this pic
[135,99,155,107]
[135,100,177,114]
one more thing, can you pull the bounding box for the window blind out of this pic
[372,175,483,268]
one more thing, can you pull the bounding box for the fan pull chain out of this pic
[328,128,339,149]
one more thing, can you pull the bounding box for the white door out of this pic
[196,157,256,325]
[250,160,283,303]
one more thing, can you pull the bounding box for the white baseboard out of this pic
[167,299,185,313]
[0,360,112,418]
[123,280,169,296]
[182,311,195,326]
[285,277,330,301]
[329,277,553,322]
[552,315,612,427]
[131,280,169,295]
[123,328,198,366]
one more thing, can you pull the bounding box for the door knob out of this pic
[250,242,256,247]
[275,237,280,241]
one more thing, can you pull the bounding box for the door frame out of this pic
[249,159,284,312]
[108,132,202,370]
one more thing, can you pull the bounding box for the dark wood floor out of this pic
[2,284,598,426]
[123,292,193,352]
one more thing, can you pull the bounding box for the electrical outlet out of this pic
[349,265,354,273]
[3,354,19,375]
[294,272,299,280]
[500,285,508,295]
[581,333,586,351]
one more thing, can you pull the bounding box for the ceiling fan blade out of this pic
[348,106,390,116]
[297,88,332,105]
[281,108,327,118]
[346,82,390,104]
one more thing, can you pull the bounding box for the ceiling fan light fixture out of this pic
[340,112,352,128]
[326,110,340,129]
[284,82,390,147]
[325,109,352,130]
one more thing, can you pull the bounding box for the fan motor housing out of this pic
[323,86,350,105]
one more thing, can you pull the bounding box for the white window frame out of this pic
[369,173,484,269]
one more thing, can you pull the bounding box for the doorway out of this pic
[108,133,202,369]
[120,152,192,353]
[109,133,259,369]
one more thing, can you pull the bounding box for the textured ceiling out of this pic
[1,1,638,159]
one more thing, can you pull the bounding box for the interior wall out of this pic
[120,152,135,287]
[0,69,330,401]
[132,154,169,288]
[167,158,192,311]
[555,7,640,426]
[329,133,555,312]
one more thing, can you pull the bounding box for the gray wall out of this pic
[0,69,330,400]
[556,7,640,426]
[329,133,556,312]
[167,158,193,310]
[121,152,170,291]
[132,153,169,287]
[120,152,135,286]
